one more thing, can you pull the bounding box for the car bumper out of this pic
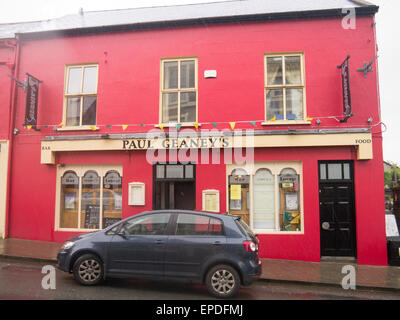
[57,251,70,272]
[242,260,262,286]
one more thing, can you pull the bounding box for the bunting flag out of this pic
[58,121,64,127]
[157,124,164,131]
[90,126,96,131]
[229,122,236,130]
[306,117,313,121]
[43,125,49,128]
[122,125,128,131]
[268,115,276,122]
[193,122,199,130]
[107,125,112,130]
[26,125,32,130]
[211,122,217,128]
[249,121,257,127]
[140,123,146,127]
[176,123,182,131]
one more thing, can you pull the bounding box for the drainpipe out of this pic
[4,35,21,239]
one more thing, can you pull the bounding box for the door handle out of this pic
[213,241,222,246]
[155,239,165,245]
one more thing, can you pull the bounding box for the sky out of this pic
[0,0,399,163]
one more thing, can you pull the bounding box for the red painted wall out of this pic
[5,16,387,265]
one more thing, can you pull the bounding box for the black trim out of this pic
[18,6,379,40]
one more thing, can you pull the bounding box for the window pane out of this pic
[67,67,82,94]
[175,214,210,236]
[343,163,350,179]
[162,93,178,122]
[166,165,184,178]
[266,89,283,120]
[156,165,165,179]
[60,171,79,228]
[185,165,194,179]
[286,88,303,120]
[82,96,97,125]
[328,164,342,180]
[266,56,283,85]
[103,171,122,228]
[279,169,301,231]
[164,61,178,89]
[285,56,301,85]
[209,218,224,236]
[320,163,327,180]
[81,171,101,229]
[253,169,275,229]
[82,66,97,93]
[123,213,171,236]
[180,92,196,122]
[66,97,81,126]
[180,60,195,88]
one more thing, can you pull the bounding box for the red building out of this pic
[0,0,387,265]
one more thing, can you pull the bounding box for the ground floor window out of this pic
[228,162,303,233]
[57,165,122,231]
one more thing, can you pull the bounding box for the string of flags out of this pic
[23,117,319,132]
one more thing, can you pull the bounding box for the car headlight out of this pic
[61,241,75,250]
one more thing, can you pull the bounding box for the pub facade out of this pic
[0,0,388,265]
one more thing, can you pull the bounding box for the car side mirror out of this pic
[117,230,128,238]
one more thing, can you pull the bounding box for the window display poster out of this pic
[64,193,76,210]
[230,185,242,200]
[285,193,299,211]
[205,193,217,212]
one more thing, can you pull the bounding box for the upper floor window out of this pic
[64,64,98,127]
[265,53,305,122]
[160,58,197,124]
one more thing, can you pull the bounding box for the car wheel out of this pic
[205,264,240,299]
[73,254,104,286]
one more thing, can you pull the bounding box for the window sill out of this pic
[261,120,311,126]
[56,126,99,131]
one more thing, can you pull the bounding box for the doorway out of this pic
[153,163,196,210]
[319,161,356,257]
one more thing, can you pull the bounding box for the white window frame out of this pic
[55,164,122,232]
[226,162,304,234]
[159,57,198,125]
[60,63,99,131]
[263,53,309,125]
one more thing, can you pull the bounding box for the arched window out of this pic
[278,168,301,231]
[103,171,123,227]
[60,171,79,228]
[81,170,100,229]
[253,169,275,229]
[228,168,250,225]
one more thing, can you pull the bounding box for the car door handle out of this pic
[213,241,222,246]
[155,239,165,245]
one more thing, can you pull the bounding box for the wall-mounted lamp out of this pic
[13,128,19,135]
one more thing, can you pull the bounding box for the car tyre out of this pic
[205,264,240,299]
[73,254,104,286]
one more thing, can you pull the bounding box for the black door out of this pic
[153,163,195,210]
[319,161,356,257]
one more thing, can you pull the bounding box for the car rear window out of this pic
[175,214,224,236]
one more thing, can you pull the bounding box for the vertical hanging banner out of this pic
[24,73,42,130]
[337,55,352,122]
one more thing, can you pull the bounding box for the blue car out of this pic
[57,210,261,298]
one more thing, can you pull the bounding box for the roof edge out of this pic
[16,6,379,40]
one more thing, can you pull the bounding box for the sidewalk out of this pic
[1,238,400,292]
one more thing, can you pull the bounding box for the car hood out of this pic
[67,231,100,242]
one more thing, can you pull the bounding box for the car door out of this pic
[164,213,226,280]
[107,213,172,277]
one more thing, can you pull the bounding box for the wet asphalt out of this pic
[0,257,399,300]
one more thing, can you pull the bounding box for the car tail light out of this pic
[243,241,258,252]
